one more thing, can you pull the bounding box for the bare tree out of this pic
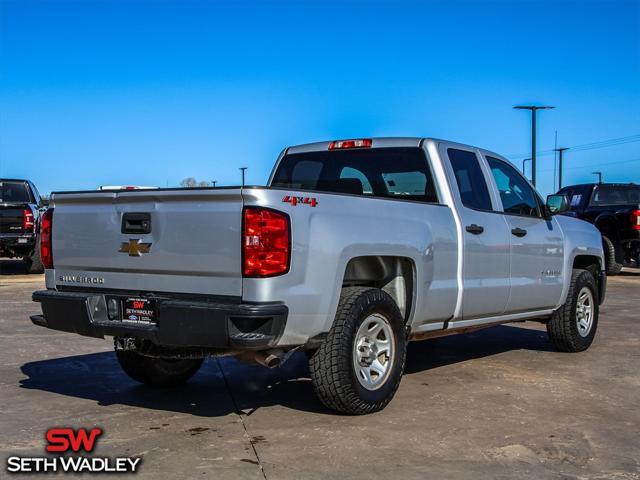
[197,181,210,187]
[180,177,198,188]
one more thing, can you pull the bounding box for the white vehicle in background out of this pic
[98,185,159,191]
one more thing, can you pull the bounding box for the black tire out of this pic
[602,236,623,276]
[309,287,407,415]
[547,269,599,352]
[24,237,44,274]
[116,350,203,386]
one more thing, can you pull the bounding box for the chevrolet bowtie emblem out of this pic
[119,239,152,257]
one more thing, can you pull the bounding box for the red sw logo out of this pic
[46,428,103,453]
[282,195,318,207]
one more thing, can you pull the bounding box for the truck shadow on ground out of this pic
[618,269,640,276]
[0,259,31,275]
[19,324,554,417]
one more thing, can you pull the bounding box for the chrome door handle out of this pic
[465,224,484,235]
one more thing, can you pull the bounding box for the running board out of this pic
[409,320,512,341]
[409,309,554,342]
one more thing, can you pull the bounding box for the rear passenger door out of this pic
[484,155,564,312]
[444,147,511,319]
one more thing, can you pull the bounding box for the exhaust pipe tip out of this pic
[254,349,284,368]
[264,355,281,368]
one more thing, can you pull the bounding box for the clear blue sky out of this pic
[1,0,639,197]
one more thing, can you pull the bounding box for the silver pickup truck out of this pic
[31,137,606,414]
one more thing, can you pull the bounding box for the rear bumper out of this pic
[0,233,36,254]
[31,289,288,350]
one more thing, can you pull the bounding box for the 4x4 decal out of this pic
[282,195,318,207]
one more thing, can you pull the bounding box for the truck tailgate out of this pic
[0,204,28,233]
[50,189,243,297]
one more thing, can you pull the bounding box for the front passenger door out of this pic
[485,156,564,312]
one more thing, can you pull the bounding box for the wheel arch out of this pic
[572,254,606,305]
[573,254,601,273]
[341,255,416,323]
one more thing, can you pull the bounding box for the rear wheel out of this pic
[547,269,599,352]
[24,237,44,274]
[116,350,203,386]
[308,287,407,414]
[602,236,623,276]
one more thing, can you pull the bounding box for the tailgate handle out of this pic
[122,213,151,234]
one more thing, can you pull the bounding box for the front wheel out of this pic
[547,269,599,352]
[309,287,407,414]
[116,349,203,386]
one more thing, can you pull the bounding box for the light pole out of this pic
[554,147,569,190]
[513,105,555,187]
[522,158,531,178]
[239,167,247,187]
[592,171,603,184]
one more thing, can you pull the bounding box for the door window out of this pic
[487,157,540,217]
[447,149,493,211]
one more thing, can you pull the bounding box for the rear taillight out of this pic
[23,209,34,230]
[328,138,372,150]
[242,207,290,277]
[41,208,54,269]
[632,209,640,231]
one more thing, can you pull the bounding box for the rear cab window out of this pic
[0,181,32,203]
[271,147,439,203]
[590,185,640,206]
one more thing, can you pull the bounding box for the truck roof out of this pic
[287,137,493,153]
[0,178,30,183]
[286,137,424,154]
[560,182,638,189]
[283,136,512,166]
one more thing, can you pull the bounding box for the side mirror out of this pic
[546,194,570,215]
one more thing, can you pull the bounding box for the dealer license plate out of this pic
[123,297,156,324]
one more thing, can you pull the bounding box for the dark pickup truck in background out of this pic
[0,179,45,273]
[557,183,640,275]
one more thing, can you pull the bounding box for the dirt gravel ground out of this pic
[1,259,639,479]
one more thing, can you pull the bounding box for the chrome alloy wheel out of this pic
[576,286,594,337]
[353,313,395,390]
